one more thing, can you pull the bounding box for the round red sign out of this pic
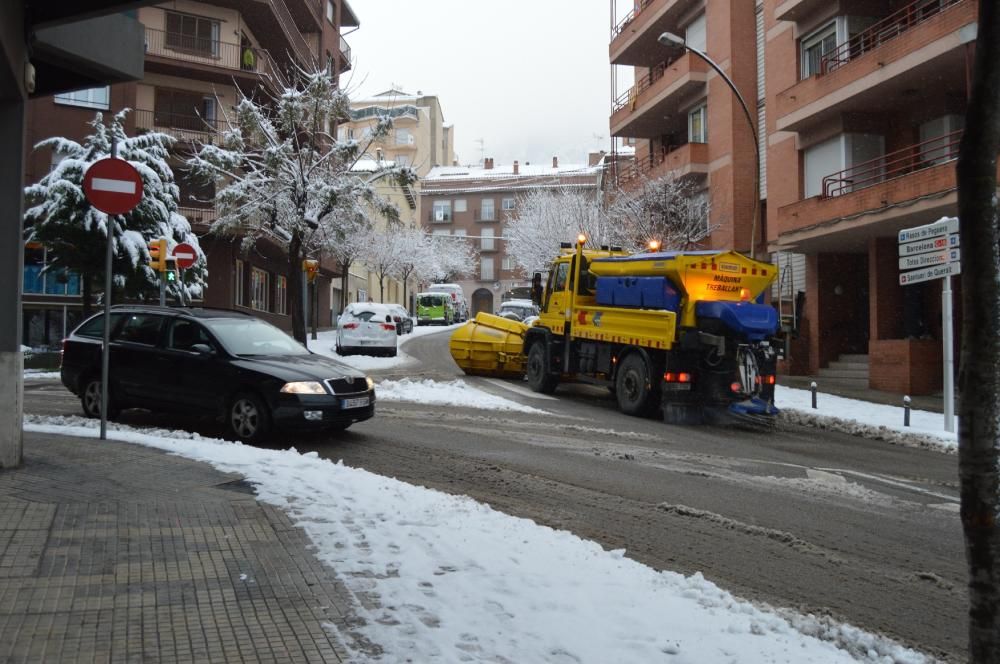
[172,242,198,269]
[82,158,143,215]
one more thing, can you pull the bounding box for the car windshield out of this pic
[202,318,309,356]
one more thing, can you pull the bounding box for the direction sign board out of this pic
[82,158,143,215]
[899,248,960,270]
[172,242,198,269]
[897,217,959,244]
[899,262,961,286]
[898,235,957,257]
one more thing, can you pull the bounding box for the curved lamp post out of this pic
[657,32,761,259]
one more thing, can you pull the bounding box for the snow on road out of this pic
[377,377,545,413]
[24,415,930,664]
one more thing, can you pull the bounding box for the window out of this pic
[801,22,837,78]
[23,245,80,296]
[552,263,570,291]
[165,11,220,57]
[480,256,495,281]
[803,133,885,197]
[688,104,708,143]
[454,199,467,213]
[326,0,334,23]
[396,154,411,168]
[502,256,513,271]
[168,320,214,352]
[54,86,109,110]
[480,198,495,221]
[275,275,288,315]
[432,200,452,222]
[75,313,124,340]
[919,115,964,166]
[481,229,495,251]
[251,268,269,311]
[155,88,216,130]
[235,260,245,307]
[502,198,515,211]
[113,314,164,346]
[395,128,413,145]
[684,13,707,52]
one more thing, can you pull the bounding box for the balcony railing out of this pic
[821,129,962,198]
[612,0,656,39]
[613,60,669,114]
[340,36,351,69]
[609,142,703,187]
[134,109,229,142]
[145,27,278,78]
[427,210,452,223]
[820,0,966,75]
[178,206,218,226]
[474,209,497,222]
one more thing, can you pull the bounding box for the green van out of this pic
[416,292,455,325]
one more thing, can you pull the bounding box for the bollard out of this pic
[810,381,817,409]
[903,395,911,427]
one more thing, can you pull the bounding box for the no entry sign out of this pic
[83,158,143,214]
[172,242,198,269]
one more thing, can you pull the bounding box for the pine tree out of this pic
[24,110,207,315]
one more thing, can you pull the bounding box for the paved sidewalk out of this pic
[0,432,361,664]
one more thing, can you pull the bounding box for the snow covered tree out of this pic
[327,214,372,311]
[506,189,622,275]
[607,173,714,252]
[188,67,415,342]
[363,227,407,302]
[393,227,433,310]
[24,110,207,315]
[419,234,476,284]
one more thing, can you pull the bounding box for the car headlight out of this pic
[280,381,327,395]
[365,377,375,390]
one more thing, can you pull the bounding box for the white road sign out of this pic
[899,262,961,286]
[898,235,958,257]
[899,248,960,270]
[898,217,959,244]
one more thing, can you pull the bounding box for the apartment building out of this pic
[765,0,976,394]
[338,89,454,309]
[21,0,359,348]
[609,0,976,395]
[608,0,761,256]
[420,158,604,315]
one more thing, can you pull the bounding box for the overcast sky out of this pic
[342,0,612,168]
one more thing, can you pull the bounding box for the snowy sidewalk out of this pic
[0,431,359,663]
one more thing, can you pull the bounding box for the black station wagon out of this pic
[61,305,375,442]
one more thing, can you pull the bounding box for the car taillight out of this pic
[60,339,67,368]
[343,322,359,329]
[380,323,395,331]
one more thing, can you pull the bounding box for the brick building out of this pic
[610,0,979,394]
[420,158,604,316]
[22,0,359,348]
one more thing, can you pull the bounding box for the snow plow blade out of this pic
[448,313,529,378]
[725,397,780,428]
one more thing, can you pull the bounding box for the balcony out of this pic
[610,0,701,67]
[611,52,707,138]
[774,131,966,251]
[609,142,709,190]
[144,27,284,88]
[339,36,352,73]
[774,0,832,23]
[206,0,316,69]
[134,109,230,144]
[774,0,975,133]
[178,206,219,229]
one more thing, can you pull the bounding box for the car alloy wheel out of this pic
[228,392,269,442]
[82,377,119,419]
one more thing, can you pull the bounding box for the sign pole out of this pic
[302,269,309,349]
[99,137,117,441]
[159,276,166,307]
[942,275,955,432]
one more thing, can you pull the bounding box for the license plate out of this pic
[342,396,370,409]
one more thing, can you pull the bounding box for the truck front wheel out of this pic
[616,353,655,416]
[526,343,558,394]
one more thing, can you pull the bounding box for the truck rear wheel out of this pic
[526,343,558,394]
[616,353,656,416]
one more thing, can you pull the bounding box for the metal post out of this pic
[99,136,116,440]
[302,270,309,349]
[311,280,318,340]
[903,395,911,427]
[159,275,165,306]
[942,275,955,432]
[810,381,817,409]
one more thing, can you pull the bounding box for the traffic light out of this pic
[303,259,319,283]
[148,237,168,272]
[165,259,177,283]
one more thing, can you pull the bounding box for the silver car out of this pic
[336,303,398,357]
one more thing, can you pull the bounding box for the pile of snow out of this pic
[23,370,61,381]
[776,386,956,453]
[23,415,931,664]
[377,378,545,413]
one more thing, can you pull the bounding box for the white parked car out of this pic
[497,299,539,322]
[427,283,469,322]
[386,304,414,335]
[336,303,398,357]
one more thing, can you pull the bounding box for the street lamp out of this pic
[657,32,761,259]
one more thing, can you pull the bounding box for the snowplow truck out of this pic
[449,239,781,424]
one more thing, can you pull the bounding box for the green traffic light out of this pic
[166,271,176,282]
